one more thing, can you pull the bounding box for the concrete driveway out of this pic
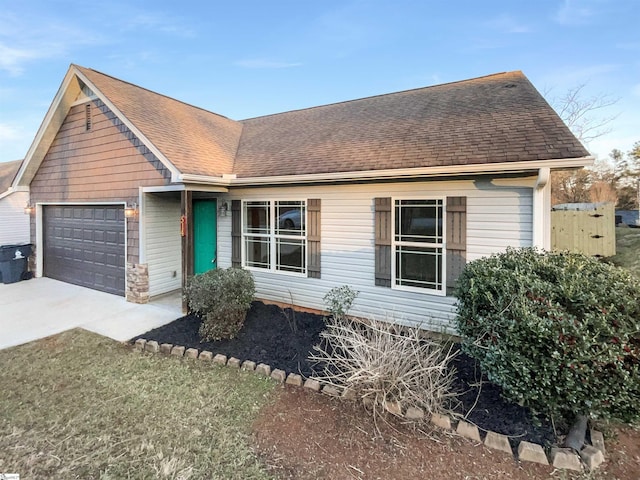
[0,277,182,350]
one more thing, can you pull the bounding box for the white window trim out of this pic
[241,199,308,277]
[391,196,447,296]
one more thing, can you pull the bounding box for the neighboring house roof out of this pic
[15,65,592,187]
[75,66,242,177]
[0,160,23,193]
[235,71,589,178]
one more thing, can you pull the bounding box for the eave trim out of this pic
[178,156,594,187]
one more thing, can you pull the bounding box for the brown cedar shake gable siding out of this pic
[29,100,169,264]
[74,66,243,177]
[233,71,589,178]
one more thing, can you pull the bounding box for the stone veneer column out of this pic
[126,263,149,304]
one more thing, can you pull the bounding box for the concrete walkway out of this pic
[0,277,182,350]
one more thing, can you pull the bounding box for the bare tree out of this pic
[548,83,620,206]
[550,83,619,144]
[589,180,618,203]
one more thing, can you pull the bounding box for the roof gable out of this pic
[74,66,243,177]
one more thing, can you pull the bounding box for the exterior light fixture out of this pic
[124,202,138,218]
[24,203,35,215]
[218,201,229,217]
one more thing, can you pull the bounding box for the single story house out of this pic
[0,159,30,245]
[12,65,592,329]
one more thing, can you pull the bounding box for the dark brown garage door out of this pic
[43,205,126,296]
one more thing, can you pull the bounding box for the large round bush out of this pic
[185,267,255,341]
[455,248,640,422]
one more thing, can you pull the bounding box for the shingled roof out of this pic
[75,65,242,177]
[72,67,589,180]
[0,160,22,193]
[234,71,589,178]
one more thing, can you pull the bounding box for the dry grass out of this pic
[608,227,640,278]
[0,329,276,479]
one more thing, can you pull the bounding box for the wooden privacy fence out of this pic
[551,202,616,257]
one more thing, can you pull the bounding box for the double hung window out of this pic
[243,200,306,274]
[393,199,444,292]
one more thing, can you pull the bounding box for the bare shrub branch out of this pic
[309,315,459,424]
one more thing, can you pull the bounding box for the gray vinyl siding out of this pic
[143,193,182,297]
[217,178,535,331]
[0,191,30,245]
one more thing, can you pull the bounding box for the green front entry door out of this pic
[193,199,217,274]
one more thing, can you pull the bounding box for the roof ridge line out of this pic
[240,70,523,122]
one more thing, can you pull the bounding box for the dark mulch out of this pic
[134,301,555,447]
[136,302,325,376]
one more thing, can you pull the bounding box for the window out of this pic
[243,200,306,274]
[393,199,444,292]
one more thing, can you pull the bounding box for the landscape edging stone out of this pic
[131,338,606,472]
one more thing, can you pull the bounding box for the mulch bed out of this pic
[134,301,555,447]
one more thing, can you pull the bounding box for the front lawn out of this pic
[0,329,276,479]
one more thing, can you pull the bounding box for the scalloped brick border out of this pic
[132,338,606,471]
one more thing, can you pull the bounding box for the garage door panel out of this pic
[43,205,125,296]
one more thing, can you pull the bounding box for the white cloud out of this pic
[553,0,596,26]
[0,43,39,76]
[0,123,22,142]
[234,59,302,69]
[0,12,107,75]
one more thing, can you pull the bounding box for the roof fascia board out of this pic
[141,184,229,193]
[226,156,595,187]
[73,68,183,183]
[14,68,80,187]
[178,156,593,187]
[0,187,23,200]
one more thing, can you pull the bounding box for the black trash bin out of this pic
[0,244,33,284]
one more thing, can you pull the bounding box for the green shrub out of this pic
[185,268,255,341]
[323,285,359,320]
[455,247,640,423]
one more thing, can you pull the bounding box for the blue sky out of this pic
[0,0,638,164]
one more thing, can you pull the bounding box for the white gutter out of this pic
[178,156,594,187]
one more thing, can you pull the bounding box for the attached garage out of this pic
[43,205,126,296]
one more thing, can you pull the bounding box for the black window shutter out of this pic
[307,199,321,278]
[446,196,467,296]
[231,200,241,268]
[374,197,392,287]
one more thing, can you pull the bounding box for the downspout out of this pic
[533,167,551,249]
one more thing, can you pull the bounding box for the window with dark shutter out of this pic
[378,195,467,296]
[231,200,241,267]
[238,199,310,275]
[307,199,321,278]
[445,196,467,296]
[374,197,392,287]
